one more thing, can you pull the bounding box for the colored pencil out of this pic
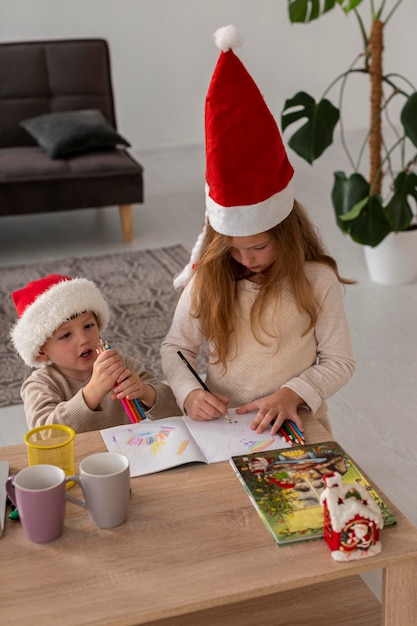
[281,422,298,445]
[127,398,142,422]
[287,419,305,444]
[283,421,301,445]
[97,337,146,424]
[177,350,233,423]
[120,397,137,424]
[177,350,210,391]
[133,398,147,421]
[278,425,294,447]
[284,420,302,445]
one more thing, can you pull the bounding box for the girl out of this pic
[160,25,355,438]
[161,203,355,437]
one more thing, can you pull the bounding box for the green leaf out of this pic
[349,195,392,247]
[400,93,417,149]
[287,0,362,23]
[384,170,417,230]
[288,0,339,23]
[331,171,369,232]
[339,196,369,221]
[281,92,339,164]
[339,0,363,14]
[331,171,391,245]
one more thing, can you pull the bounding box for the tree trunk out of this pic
[369,19,384,194]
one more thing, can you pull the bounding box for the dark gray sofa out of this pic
[0,38,143,242]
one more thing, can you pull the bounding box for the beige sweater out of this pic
[21,354,181,433]
[161,263,355,429]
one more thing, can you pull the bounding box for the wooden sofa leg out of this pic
[119,204,133,242]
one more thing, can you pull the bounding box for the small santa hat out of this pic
[174,25,294,289]
[322,472,342,489]
[10,274,110,368]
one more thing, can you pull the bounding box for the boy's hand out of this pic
[93,349,125,388]
[113,369,156,410]
[82,349,125,410]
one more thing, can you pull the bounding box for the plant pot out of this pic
[363,227,417,285]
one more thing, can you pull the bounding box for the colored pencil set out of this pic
[278,420,305,447]
[97,338,147,424]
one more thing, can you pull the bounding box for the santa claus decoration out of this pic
[320,472,383,561]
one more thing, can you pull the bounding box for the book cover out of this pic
[230,441,397,546]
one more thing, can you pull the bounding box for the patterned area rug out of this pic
[0,245,190,408]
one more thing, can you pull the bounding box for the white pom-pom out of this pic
[213,25,242,53]
[173,224,207,290]
[173,263,194,290]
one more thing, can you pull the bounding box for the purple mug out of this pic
[6,464,71,543]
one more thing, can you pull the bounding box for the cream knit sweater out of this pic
[161,263,355,430]
[21,354,181,433]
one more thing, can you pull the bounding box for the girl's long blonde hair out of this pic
[190,200,353,369]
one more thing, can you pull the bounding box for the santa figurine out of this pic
[320,472,383,561]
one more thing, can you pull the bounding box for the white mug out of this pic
[66,452,130,528]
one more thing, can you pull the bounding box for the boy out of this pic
[11,274,181,432]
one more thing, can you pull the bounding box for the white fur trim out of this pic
[205,183,294,236]
[173,224,207,290]
[213,25,242,52]
[10,277,110,368]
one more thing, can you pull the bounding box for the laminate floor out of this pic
[1,143,416,599]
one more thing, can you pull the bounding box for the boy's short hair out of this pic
[10,274,110,368]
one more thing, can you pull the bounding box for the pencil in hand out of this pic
[278,420,305,447]
[177,350,234,423]
[97,337,147,423]
[287,419,305,445]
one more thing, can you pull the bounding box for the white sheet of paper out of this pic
[182,409,289,464]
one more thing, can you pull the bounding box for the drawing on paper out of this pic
[226,426,276,454]
[112,425,176,455]
[176,440,190,455]
[241,437,277,453]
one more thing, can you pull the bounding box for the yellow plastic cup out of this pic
[24,425,76,488]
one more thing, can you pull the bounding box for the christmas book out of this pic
[100,410,290,477]
[229,441,397,546]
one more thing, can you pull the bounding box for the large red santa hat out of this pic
[10,274,110,368]
[174,25,294,289]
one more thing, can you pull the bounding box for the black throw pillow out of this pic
[20,109,131,159]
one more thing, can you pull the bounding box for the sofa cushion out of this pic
[0,146,143,216]
[20,109,130,159]
[0,147,141,182]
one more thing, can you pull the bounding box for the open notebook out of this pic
[100,410,290,477]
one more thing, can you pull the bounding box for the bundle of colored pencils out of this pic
[97,338,147,424]
[278,420,305,447]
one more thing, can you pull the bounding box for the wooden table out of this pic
[1,419,417,626]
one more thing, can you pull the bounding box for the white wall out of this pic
[1,0,416,153]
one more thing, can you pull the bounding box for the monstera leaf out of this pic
[281,92,339,164]
[332,172,391,246]
[288,0,363,23]
[400,93,417,149]
[384,171,417,231]
[347,195,392,247]
[331,171,369,232]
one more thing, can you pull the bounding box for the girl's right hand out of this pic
[184,389,229,421]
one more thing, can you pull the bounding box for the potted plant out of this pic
[281,0,417,283]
